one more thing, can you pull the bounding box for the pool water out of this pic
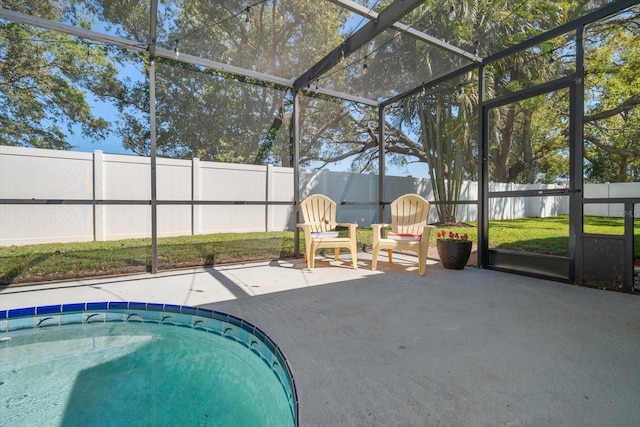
[0,307,296,427]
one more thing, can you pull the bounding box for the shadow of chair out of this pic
[371,194,435,275]
[297,194,358,270]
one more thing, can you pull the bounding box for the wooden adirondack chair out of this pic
[371,194,435,275]
[297,194,358,270]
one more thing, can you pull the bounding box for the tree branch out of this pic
[584,132,640,157]
[584,93,640,122]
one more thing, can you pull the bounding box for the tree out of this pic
[113,0,348,165]
[480,2,640,185]
[0,1,131,149]
[582,8,640,183]
[487,89,571,184]
[387,74,477,224]
[1,0,350,164]
[3,0,637,190]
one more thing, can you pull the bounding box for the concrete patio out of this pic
[1,252,639,426]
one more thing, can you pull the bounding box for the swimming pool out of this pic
[0,302,298,426]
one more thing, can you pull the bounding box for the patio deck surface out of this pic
[1,251,639,426]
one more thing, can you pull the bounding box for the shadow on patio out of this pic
[202,258,640,426]
[1,250,637,425]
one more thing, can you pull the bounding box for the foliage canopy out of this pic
[0,0,638,205]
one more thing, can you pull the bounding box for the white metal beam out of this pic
[326,0,479,62]
[293,0,426,90]
[0,8,379,105]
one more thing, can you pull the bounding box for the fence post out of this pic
[93,150,105,241]
[266,164,273,232]
[192,157,200,235]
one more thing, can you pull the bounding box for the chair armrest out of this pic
[296,223,316,241]
[371,223,390,237]
[336,222,358,236]
[297,222,325,235]
[371,223,390,243]
[420,225,436,244]
[296,223,310,232]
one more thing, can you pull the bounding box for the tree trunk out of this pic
[521,109,536,183]
[494,104,516,182]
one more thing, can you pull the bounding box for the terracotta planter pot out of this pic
[436,240,472,270]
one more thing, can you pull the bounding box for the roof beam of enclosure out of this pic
[327,0,480,62]
[0,8,373,104]
[380,62,480,107]
[293,0,426,91]
[149,0,157,59]
[0,8,150,53]
[163,51,377,105]
[0,8,293,87]
[302,87,379,107]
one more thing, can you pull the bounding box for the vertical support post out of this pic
[149,0,158,274]
[624,201,634,292]
[571,25,585,285]
[378,105,386,223]
[477,65,488,268]
[93,150,105,242]
[149,60,158,274]
[293,91,301,257]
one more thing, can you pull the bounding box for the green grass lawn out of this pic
[436,215,639,255]
[1,216,638,284]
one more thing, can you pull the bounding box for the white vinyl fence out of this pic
[1,145,638,246]
[0,146,295,246]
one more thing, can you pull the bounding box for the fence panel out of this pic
[2,146,637,246]
[0,146,94,245]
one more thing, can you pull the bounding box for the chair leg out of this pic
[387,249,393,263]
[308,243,316,270]
[418,248,426,276]
[304,240,311,267]
[350,243,358,269]
[334,248,340,261]
[371,244,379,270]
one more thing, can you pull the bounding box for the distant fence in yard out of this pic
[1,145,638,246]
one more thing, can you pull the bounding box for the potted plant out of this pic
[436,230,472,270]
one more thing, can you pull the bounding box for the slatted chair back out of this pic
[300,194,337,233]
[390,194,431,234]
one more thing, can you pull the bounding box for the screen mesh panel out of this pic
[155,59,292,165]
[155,0,351,81]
